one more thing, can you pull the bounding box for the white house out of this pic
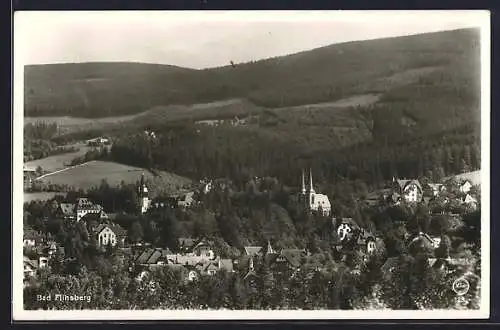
[459,180,473,194]
[95,224,126,247]
[393,178,423,203]
[76,198,102,221]
[463,194,478,211]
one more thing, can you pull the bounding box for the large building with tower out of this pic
[138,173,151,214]
[298,169,331,216]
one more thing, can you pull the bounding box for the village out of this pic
[23,161,481,293]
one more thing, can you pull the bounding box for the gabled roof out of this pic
[146,250,163,264]
[427,183,444,190]
[136,249,155,264]
[397,179,422,192]
[204,263,219,272]
[59,203,75,216]
[24,259,39,270]
[244,246,262,256]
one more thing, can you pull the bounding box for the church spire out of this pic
[309,168,315,193]
[267,239,275,254]
[301,169,306,194]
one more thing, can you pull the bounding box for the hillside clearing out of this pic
[24,192,67,203]
[24,142,92,173]
[36,160,192,195]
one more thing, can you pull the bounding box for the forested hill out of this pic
[24,28,480,118]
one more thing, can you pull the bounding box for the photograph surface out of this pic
[13,10,490,320]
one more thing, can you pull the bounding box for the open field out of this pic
[36,160,192,195]
[24,142,92,173]
[24,192,67,203]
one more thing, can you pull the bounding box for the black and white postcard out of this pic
[13,10,490,320]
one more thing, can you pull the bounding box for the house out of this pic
[95,223,127,247]
[57,203,76,221]
[23,256,38,279]
[462,194,478,211]
[191,239,215,259]
[459,180,473,194]
[197,262,219,276]
[274,249,307,271]
[333,218,377,254]
[23,228,39,248]
[135,248,171,266]
[334,217,360,242]
[392,178,423,203]
[298,169,331,216]
[408,232,441,251]
[87,137,110,146]
[178,237,196,253]
[177,191,195,208]
[427,183,446,197]
[200,179,213,194]
[76,198,102,221]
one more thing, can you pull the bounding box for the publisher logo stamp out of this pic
[452,277,470,296]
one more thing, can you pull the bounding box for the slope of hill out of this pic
[35,160,192,195]
[24,28,480,123]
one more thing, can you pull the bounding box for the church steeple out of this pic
[139,172,148,196]
[301,169,306,194]
[309,168,315,193]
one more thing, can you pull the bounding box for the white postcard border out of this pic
[12,10,491,321]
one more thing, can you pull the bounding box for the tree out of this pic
[129,221,144,243]
[435,234,452,259]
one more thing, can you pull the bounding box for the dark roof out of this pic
[136,249,155,264]
[81,212,102,223]
[24,258,39,270]
[76,198,101,211]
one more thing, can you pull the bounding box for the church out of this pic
[298,169,331,216]
[138,173,151,214]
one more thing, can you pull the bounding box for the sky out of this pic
[15,11,488,69]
